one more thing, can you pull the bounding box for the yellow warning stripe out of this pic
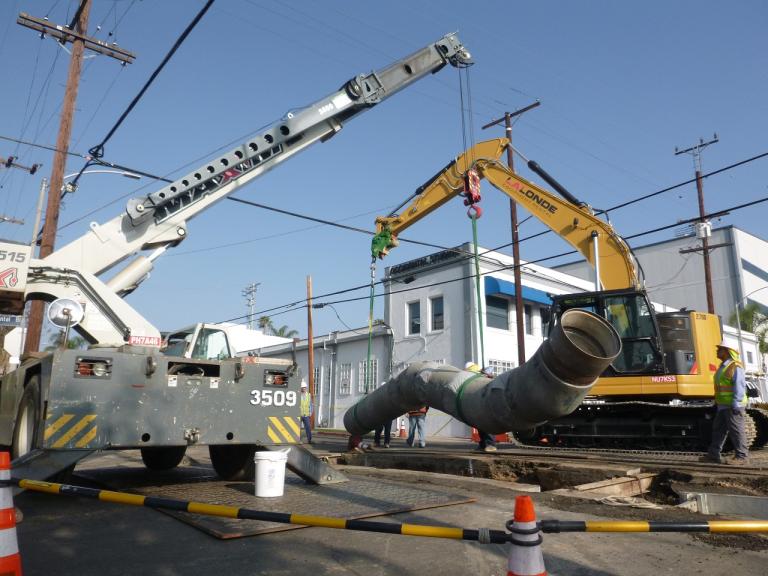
[284,416,300,436]
[44,414,75,441]
[268,416,297,443]
[52,415,97,448]
[74,425,98,448]
[267,426,282,443]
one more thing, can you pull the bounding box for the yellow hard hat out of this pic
[464,361,480,372]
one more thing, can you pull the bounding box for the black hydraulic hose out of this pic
[526,160,586,208]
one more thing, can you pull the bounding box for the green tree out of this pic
[274,325,299,338]
[258,316,274,335]
[730,302,768,355]
[45,331,88,351]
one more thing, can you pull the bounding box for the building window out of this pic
[358,358,378,394]
[488,358,516,376]
[540,306,552,337]
[430,296,444,331]
[524,304,533,335]
[339,363,352,396]
[313,366,321,390]
[486,295,509,330]
[408,301,421,335]
[747,351,754,364]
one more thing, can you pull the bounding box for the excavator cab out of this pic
[550,288,665,376]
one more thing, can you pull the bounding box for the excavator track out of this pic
[514,402,764,452]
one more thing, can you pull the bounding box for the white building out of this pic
[249,241,764,437]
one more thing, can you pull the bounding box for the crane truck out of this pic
[372,137,768,451]
[0,33,472,480]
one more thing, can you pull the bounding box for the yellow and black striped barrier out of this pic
[540,520,768,533]
[12,478,509,544]
[12,478,768,539]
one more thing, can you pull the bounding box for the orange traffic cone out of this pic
[399,419,407,439]
[507,495,546,576]
[0,452,21,575]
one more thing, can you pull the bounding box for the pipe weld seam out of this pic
[454,373,485,423]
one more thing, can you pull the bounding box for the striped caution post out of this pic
[0,453,21,575]
[506,495,546,576]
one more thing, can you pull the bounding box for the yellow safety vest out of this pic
[714,359,746,406]
[300,392,311,416]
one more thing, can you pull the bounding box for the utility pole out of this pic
[306,276,315,428]
[675,134,719,314]
[242,282,260,329]
[482,101,540,366]
[19,1,135,354]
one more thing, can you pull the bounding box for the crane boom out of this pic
[373,138,640,290]
[23,33,471,345]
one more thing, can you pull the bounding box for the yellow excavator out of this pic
[372,137,767,450]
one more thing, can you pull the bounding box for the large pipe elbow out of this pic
[344,309,621,435]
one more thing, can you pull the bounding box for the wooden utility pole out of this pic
[19,1,135,354]
[481,102,540,366]
[306,275,315,428]
[675,135,719,314]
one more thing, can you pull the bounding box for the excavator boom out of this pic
[374,138,640,290]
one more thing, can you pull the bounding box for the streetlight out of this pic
[734,285,768,372]
[62,169,141,194]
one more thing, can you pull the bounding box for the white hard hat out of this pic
[716,341,737,352]
[300,379,308,388]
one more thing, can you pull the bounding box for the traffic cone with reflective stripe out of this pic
[0,453,21,575]
[507,495,546,576]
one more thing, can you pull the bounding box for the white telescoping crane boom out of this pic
[27,33,472,345]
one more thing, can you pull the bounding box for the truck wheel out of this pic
[12,377,40,460]
[140,446,187,470]
[209,444,256,481]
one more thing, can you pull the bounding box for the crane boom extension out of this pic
[373,138,640,290]
[27,33,471,345]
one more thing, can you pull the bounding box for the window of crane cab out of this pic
[191,328,232,360]
[162,331,194,357]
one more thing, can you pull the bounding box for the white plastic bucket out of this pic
[254,448,290,497]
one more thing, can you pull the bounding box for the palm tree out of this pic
[258,316,274,335]
[730,302,768,354]
[45,331,88,351]
[274,325,299,338]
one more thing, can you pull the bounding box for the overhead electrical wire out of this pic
[216,194,768,326]
[67,0,216,190]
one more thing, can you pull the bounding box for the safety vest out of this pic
[714,359,747,406]
[300,392,311,417]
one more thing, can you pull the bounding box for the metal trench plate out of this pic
[74,460,474,539]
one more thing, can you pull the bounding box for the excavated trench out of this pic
[337,450,768,552]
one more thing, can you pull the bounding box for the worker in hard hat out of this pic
[299,379,313,444]
[700,341,749,465]
[464,362,497,452]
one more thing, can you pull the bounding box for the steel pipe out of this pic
[344,309,621,435]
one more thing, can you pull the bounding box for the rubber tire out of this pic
[140,446,187,471]
[12,377,40,460]
[209,444,256,481]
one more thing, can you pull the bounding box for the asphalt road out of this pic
[12,440,768,575]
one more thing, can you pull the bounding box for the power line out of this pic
[216,194,768,325]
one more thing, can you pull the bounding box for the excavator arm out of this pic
[21,33,472,345]
[373,138,640,291]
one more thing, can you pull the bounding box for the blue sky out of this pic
[0,0,766,339]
